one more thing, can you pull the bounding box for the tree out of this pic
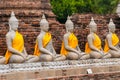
[50,0,119,23]
[51,0,77,23]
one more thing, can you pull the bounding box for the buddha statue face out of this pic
[9,11,19,31]
[41,23,49,32]
[65,16,74,33]
[40,14,49,32]
[66,24,74,33]
[109,26,115,33]
[89,17,97,33]
[108,19,115,33]
[90,25,97,33]
[9,21,19,31]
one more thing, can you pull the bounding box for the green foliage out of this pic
[50,0,119,23]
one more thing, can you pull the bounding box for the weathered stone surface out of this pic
[0,59,120,80]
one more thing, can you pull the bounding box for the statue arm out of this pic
[107,35,118,51]
[87,35,100,52]
[51,40,57,55]
[64,35,80,54]
[37,36,53,56]
[23,47,28,57]
[76,45,81,52]
[100,47,104,52]
[52,47,56,55]
[6,34,25,58]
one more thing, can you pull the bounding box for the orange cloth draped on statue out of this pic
[5,31,24,64]
[34,32,51,56]
[60,33,78,56]
[104,33,119,52]
[85,33,101,54]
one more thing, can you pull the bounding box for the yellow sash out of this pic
[34,32,51,56]
[5,31,24,64]
[104,33,119,52]
[60,33,78,56]
[85,33,101,54]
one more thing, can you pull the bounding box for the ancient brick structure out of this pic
[0,1,120,80]
[0,0,61,55]
[0,0,120,56]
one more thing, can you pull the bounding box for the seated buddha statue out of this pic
[55,16,90,61]
[0,12,39,64]
[104,18,120,58]
[85,17,111,59]
[4,11,28,64]
[33,14,56,62]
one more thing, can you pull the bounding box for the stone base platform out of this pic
[0,58,120,80]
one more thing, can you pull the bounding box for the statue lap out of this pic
[109,49,120,58]
[9,54,25,63]
[40,54,53,61]
[90,51,102,59]
[66,52,79,60]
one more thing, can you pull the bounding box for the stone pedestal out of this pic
[0,59,120,80]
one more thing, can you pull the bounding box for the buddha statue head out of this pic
[40,14,49,32]
[89,17,97,33]
[9,11,19,31]
[65,16,74,33]
[108,18,115,33]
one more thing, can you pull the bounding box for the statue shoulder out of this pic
[64,33,70,37]
[6,32,12,37]
[106,33,112,39]
[87,34,93,39]
[37,34,44,40]
[62,33,71,43]
[6,31,15,41]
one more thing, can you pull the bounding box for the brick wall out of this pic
[0,0,60,55]
[0,0,120,55]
